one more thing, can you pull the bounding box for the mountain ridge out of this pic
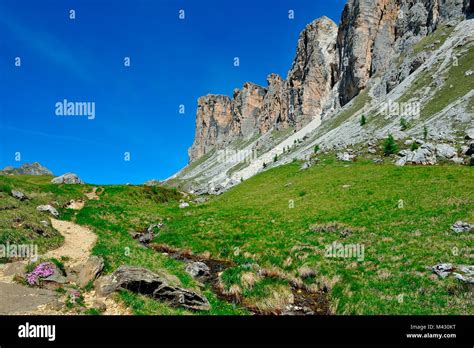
[169,0,473,191]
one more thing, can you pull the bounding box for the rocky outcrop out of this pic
[186,0,471,164]
[189,17,339,162]
[96,266,211,311]
[337,0,471,104]
[286,17,339,129]
[188,95,234,161]
[0,162,53,176]
[51,173,84,185]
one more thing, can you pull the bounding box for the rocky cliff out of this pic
[337,0,471,104]
[188,0,471,163]
[189,17,339,162]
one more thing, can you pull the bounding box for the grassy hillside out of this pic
[1,158,473,314]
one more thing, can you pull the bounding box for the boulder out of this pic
[68,256,104,287]
[336,152,355,162]
[43,268,68,290]
[431,263,453,279]
[185,261,211,282]
[465,129,474,140]
[465,143,474,156]
[138,231,154,244]
[397,150,411,157]
[179,202,190,209]
[36,205,59,217]
[453,265,474,284]
[51,173,84,185]
[435,144,457,159]
[2,261,27,277]
[129,224,162,245]
[408,145,437,165]
[11,190,28,201]
[450,221,473,233]
[95,266,210,311]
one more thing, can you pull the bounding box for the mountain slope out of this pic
[166,1,473,192]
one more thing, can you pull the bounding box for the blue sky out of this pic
[0,0,346,184]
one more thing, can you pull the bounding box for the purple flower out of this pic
[25,262,55,285]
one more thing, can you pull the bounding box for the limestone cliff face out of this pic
[188,95,234,161]
[287,16,339,129]
[188,0,471,163]
[189,17,339,162]
[337,0,471,105]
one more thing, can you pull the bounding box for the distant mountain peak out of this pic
[0,162,53,176]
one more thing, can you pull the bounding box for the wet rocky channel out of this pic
[148,243,330,316]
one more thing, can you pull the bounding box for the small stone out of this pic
[431,263,453,278]
[179,202,190,209]
[36,205,59,217]
[11,190,28,201]
[185,261,211,282]
[450,221,473,233]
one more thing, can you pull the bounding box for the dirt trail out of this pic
[45,219,96,265]
[0,190,130,315]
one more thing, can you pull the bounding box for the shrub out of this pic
[314,145,320,154]
[360,114,367,126]
[400,118,410,131]
[383,134,399,156]
[423,126,428,140]
[410,142,420,151]
[273,154,278,162]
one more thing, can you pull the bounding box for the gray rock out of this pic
[465,143,474,156]
[453,273,474,284]
[450,157,464,164]
[68,256,104,288]
[336,152,355,162]
[11,190,28,201]
[408,146,437,165]
[43,267,67,289]
[51,173,84,185]
[450,221,473,233]
[95,266,210,311]
[138,232,154,244]
[432,263,453,279]
[179,202,190,209]
[464,70,473,77]
[397,150,411,157]
[185,262,211,282]
[435,144,457,159]
[36,205,59,217]
[465,129,474,140]
[2,261,27,277]
[453,265,474,284]
[395,156,408,166]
